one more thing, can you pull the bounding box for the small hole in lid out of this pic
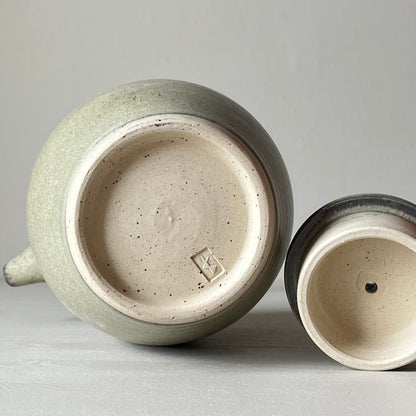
[365,281,378,294]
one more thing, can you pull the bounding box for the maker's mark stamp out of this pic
[191,247,225,282]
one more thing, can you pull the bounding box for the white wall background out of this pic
[1,0,416,287]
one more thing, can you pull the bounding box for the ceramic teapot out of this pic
[4,80,293,345]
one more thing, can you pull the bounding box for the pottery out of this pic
[285,194,416,370]
[4,80,293,345]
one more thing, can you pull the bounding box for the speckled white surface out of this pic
[69,114,275,325]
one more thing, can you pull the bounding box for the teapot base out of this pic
[65,114,276,325]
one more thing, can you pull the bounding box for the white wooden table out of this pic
[0,278,414,415]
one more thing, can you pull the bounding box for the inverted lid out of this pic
[285,193,416,319]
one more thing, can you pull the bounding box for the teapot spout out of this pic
[3,247,45,286]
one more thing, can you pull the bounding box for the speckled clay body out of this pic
[4,80,293,345]
[285,195,416,370]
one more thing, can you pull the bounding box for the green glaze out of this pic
[4,247,44,286]
[6,80,293,344]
